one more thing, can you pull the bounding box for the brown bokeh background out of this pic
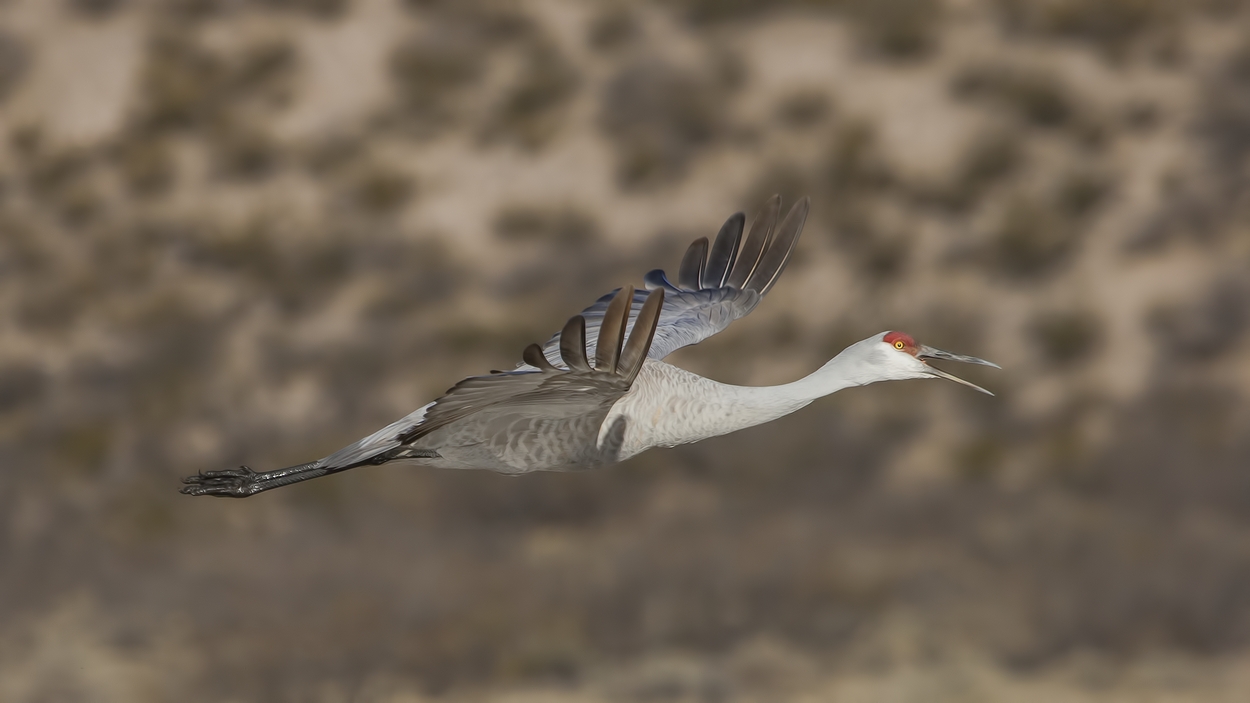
[3,0,1250,700]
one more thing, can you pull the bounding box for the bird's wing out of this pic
[316,286,663,471]
[530,195,809,368]
[398,286,663,450]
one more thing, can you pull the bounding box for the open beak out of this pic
[917,345,1000,396]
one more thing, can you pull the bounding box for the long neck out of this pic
[723,350,868,428]
[634,349,872,452]
[620,346,887,454]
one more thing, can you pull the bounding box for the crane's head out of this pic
[856,331,1000,395]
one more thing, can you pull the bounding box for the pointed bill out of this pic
[917,345,999,396]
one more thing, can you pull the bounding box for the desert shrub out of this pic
[952,63,1076,129]
[135,33,298,132]
[961,133,1024,190]
[1029,308,1103,366]
[921,130,1025,212]
[135,32,225,130]
[671,0,784,24]
[115,137,177,197]
[600,60,732,189]
[209,124,281,181]
[482,41,580,149]
[994,0,1179,60]
[0,29,28,104]
[225,40,298,106]
[0,363,46,415]
[350,166,415,216]
[1148,278,1249,363]
[845,0,942,60]
[988,197,1078,278]
[1121,99,1161,131]
[774,90,833,129]
[1199,43,1250,175]
[254,0,351,18]
[952,435,1007,481]
[1054,169,1113,219]
[401,0,536,41]
[24,147,92,199]
[588,6,641,52]
[301,134,366,177]
[493,206,600,247]
[821,119,895,204]
[67,0,129,18]
[389,35,487,136]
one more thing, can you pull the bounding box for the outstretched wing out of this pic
[318,286,664,472]
[399,286,662,447]
[530,195,809,368]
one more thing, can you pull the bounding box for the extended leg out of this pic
[180,448,443,498]
[180,462,332,497]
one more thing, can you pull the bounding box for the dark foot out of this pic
[181,460,332,497]
[181,466,266,498]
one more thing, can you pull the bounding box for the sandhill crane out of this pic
[182,196,997,497]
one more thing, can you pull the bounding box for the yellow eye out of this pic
[894,340,905,350]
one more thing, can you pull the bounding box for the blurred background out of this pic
[2,0,1250,700]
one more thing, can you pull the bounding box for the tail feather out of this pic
[319,401,434,469]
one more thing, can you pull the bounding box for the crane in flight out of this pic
[182,196,998,497]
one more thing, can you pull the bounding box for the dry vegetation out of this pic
[2,0,1250,701]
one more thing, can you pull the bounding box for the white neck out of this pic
[626,344,879,454]
[720,348,872,430]
[613,338,899,456]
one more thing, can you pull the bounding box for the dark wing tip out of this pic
[745,195,809,295]
[703,212,744,289]
[523,343,558,372]
[618,288,665,381]
[594,284,634,372]
[724,195,782,290]
[678,237,709,291]
[560,315,591,372]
